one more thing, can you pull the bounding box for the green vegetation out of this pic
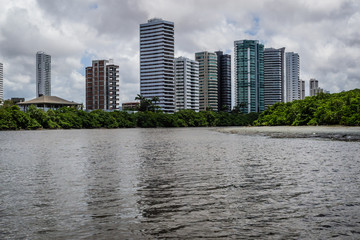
[0,104,258,130]
[1,89,359,130]
[255,89,360,126]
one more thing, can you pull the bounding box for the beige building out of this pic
[122,102,139,111]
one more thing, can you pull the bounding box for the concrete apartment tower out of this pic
[285,52,300,102]
[0,63,3,102]
[140,18,175,113]
[195,51,218,111]
[86,59,120,110]
[215,51,232,112]
[299,79,305,99]
[36,51,51,97]
[174,57,199,112]
[309,78,324,96]
[234,40,264,113]
[264,47,285,109]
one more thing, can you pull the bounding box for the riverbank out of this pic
[216,126,360,142]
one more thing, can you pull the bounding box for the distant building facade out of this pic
[140,18,175,113]
[299,79,305,99]
[36,51,51,97]
[234,40,264,113]
[11,98,25,104]
[174,57,199,112]
[195,51,218,111]
[122,102,139,111]
[215,51,231,111]
[264,47,285,109]
[0,63,3,102]
[86,59,120,110]
[285,52,300,102]
[309,78,326,96]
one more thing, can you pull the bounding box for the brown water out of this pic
[0,128,359,239]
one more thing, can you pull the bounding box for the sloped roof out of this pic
[18,95,80,105]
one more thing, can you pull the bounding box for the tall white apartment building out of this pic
[285,52,300,102]
[174,57,199,112]
[140,18,175,113]
[264,47,285,109]
[36,51,51,97]
[0,63,3,102]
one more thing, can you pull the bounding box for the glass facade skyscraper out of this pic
[140,18,175,113]
[234,40,264,113]
[215,51,231,112]
[195,51,218,111]
[264,47,285,109]
[36,51,51,97]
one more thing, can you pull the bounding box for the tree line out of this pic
[0,103,259,130]
[255,89,360,126]
[1,89,359,130]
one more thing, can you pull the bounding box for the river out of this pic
[0,127,359,239]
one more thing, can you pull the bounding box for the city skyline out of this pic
[0,0,359,105]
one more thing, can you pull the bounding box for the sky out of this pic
[0,0,359,105]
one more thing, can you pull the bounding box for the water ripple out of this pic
[0,128,359,239]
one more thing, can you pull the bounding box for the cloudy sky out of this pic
[1,0,359,104]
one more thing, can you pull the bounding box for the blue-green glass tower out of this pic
[234,40,264,113]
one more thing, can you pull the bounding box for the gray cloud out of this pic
[0,0,359,105]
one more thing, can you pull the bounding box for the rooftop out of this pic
[18,95,80,105]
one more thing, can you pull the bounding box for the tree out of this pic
[135,94,151,111]
[135,94,160,112]
[150,96,161,112]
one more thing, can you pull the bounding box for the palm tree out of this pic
[135,94,145,102]
[135,94,152,111]
[151,96,160,112]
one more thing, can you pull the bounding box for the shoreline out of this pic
[215,126,360,142]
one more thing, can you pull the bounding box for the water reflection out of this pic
[0,128,359,239]
[136,129,182,236]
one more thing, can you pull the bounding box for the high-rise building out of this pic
[195,51,218,111]
[36,51,51,97]
[285,52,300,102]
[0,63,3,102]
[309,78,324,96]
[264,47,285,109]
[299,79,305,100]
[140,18,175,113]
[174,57,199,112]
[215,51,231,111]
[85,59,120,110]
[234,40,264,113]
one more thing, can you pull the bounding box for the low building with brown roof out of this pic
[17,95,81,111]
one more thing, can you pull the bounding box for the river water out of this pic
[0,128,359,239]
